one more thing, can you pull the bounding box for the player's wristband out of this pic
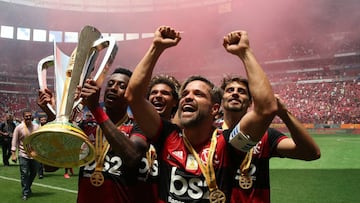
[91,106,109,124]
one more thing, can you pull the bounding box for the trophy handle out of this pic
[37,41,71,116]
[72,36,118,111]
[92,36,118,84]
[37,55,56,115]
[38,55,54,90]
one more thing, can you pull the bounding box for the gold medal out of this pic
[239,174,253,189]
[209,189,226,203]
[183,130,225,202]
[90,171,105,187]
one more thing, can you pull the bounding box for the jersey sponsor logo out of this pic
[185,154,198,171]
[168,196,185,203]
[169,167,209,200]
[172,150,184,160]
[138,157,159,180]
[83,154,123,176]
[138,144,158,181]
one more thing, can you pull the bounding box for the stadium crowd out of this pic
[1,68,358,125]
[1,32,359,125]
[272,80,359,124]
[261,31,360,60]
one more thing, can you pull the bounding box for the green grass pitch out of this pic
[1,133,359,202]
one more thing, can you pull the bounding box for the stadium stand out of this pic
[0,0,359,128]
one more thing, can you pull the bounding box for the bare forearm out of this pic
[124,44,164,138]
[126,25,180,101]
[126,44,164,101]
[37,103,56,122]
[235,49,277,142]
[239,49,277,115]
[279,111,321,160]
[11,130,18,152]
[99,120,145,167]
[46,112,56,122]
[125,26,180,139]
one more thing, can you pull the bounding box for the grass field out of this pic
[270,134,360,203]
[1,133,360,202]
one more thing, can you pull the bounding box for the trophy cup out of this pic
[24,25,118,168]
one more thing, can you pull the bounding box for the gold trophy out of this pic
[24,25,118,168]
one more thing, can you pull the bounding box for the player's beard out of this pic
[223,103,245,112]
[179,110,207,128]
[25,119,32,126]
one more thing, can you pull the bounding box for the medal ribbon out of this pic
[93,114,128,172]
[182,130,218,191]
[94,127,110,171]
[221,121,253,176]
[221,121,228,131]
[145,145,157,179]
[240,148,253,175]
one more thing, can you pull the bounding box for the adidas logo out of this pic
[172,151,183,160]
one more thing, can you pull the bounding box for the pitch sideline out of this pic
[0,175,77,194]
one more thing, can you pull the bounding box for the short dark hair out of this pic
[220,75,252,101]
[38,112,47,119]
[147,74,180,101]
[112,67,132,78]
[147,74,181,115]
[22,109,32,116]
[180,75,222,105]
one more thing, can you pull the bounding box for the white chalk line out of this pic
[0,175,77,194]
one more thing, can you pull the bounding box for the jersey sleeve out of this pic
[267,128,288,157]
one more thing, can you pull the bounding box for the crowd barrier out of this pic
[270,123,360,135]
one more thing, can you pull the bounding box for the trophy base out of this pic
[24,120,95,168]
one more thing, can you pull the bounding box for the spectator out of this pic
[0,112,16,166]
[11,109,40,201]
